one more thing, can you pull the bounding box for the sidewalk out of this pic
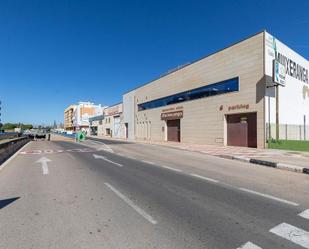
[88,135,309,174]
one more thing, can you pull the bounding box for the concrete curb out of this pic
[231,156,309,175]
[0,141,32,172]
[84,135,309,176]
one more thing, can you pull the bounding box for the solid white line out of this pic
[299,209,309,220]
[239,188,299,206]
[237,241,263,249]
[102,158,123,167]
[190,173,219,183]
[270,223,309,248]
[160,165,182,172]
[104,182,157,224]
[0,141,32,172]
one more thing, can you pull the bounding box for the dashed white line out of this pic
[190,173,219,183]
[160,165,182,172]
[299,209,309,220]
[270,223,309,249]
[238,188,299,206]
[142,160,155,165]
[104,182,157,225]
[103,158,123,167]
[142,160,182,172]
[237,241,263,249]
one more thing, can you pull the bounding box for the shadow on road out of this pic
[0,197,20,209]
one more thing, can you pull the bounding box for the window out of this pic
[138,77,239,111]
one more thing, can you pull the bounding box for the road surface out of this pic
[0,135,308,249]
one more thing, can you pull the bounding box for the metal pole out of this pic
[268,95,271,140]
[304,115,307,140]
[276,85,279,140]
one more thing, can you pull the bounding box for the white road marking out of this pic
[141,160,182,172]
[67,153,76,160]
[93,154,123,167]
[237,241,263,249]
[238,188,299,206]
[160,165,182,172]
[0,141,32,171]
[95,141,114,153]
[299,209,309,220]
[36,157,51,175]
[270,223,309,248]
[104,182,157,224]
[102,158,123,167]
[125,155,137,160]
[190,173,219,183]
[142,160,155,165]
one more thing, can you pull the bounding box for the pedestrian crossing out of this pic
[237,241,262,249]
[299,209,309,220]
[237,209,309,249]
[270,223,309,248]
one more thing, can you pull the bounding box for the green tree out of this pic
[3,123,17,130]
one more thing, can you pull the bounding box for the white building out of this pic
[72,101,106,134]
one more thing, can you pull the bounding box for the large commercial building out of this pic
[123,31,309,148]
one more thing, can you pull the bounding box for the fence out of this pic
[266,123,309,141]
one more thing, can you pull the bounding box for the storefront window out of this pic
[138,77,239,111]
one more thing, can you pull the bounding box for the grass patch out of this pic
[268,139,309,152]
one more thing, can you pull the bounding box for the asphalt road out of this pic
[0,136,308,249]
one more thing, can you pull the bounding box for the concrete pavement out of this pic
[0,136,309,248]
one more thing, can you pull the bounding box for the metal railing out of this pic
[266,123,309,141]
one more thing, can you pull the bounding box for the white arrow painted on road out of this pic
[93,154,123,167]
[36,157,51,175]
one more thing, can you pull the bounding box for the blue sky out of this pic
[1,0,308,125]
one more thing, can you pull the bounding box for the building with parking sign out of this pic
[122,31,308,148]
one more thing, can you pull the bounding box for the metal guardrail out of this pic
[52,132,76,139]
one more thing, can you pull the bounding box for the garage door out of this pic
[227,113,257,148]
[114,117,121,138]
[167,119,180,142]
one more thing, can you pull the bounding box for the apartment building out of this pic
[64,105,76,131]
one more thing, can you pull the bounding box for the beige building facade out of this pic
[101,103,125,139]
[123,31,266,148]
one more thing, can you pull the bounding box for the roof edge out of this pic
[122,29,266,95]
